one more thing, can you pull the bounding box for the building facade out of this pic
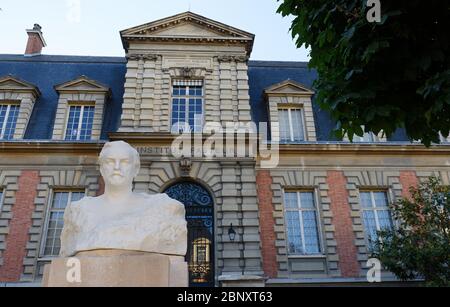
[0,12,449,287]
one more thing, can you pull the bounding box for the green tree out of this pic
[277,0,450,146]
[372,177,450,286]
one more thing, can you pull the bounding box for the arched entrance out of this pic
[165,181,215,287]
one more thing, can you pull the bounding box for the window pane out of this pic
[377,210,393,231]
[0,105,7,133]
[65,106,81,141]
[290,109,305,141]
[284,192,298,209]
[286,211,303,254]
[363,210,378,249]
[171,81,203,133]
[52,192,69,209]
[71,192,85,202]
[374,192,389,208]
[300,192,315,209]
[278,110,291,142]
[302,211,321,254]
[360,192,373,208]
[0,105,19,140]
[3,105,19,140]
[45,191,85,256]
[79,106,95,141]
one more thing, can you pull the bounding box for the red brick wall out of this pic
[326,171,360,278]
[256,170,278,279]
[0,171,39,282]
[399,171,419,200]
[24,33,43,55]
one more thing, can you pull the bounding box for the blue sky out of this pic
[0,0,310,61]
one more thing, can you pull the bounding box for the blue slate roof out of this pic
[0,54,407,141]
[248,61,335,141]
[0,54,126,140]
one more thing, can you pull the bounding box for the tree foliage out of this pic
[372,177,450,286]
[277,0,450,145]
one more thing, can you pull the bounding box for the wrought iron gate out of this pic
[165,182,214,287]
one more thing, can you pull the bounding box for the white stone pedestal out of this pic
[42,250,188,287]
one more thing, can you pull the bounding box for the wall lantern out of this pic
[228,223,237,242]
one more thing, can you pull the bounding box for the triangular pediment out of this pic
[0,75,40,97]
[150,22,230,38]
[55,76,110,94]
[265,80,315,96]
[121,11,255,54]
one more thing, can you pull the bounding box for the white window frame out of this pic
[278,107,306,143]
[0,103,20,139]
[64,103,95,141]
[40,189,85,258]
[283,190,323,256]
[360,190,394,250]
[170,80,204,134]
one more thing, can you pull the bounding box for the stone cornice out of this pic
[54,75,111,97]
[0,75,41,99]
[276,143,450,155]
[264,79,315,97]
[1,139,449,156]
[217,55,250,63]
[126,54,159,61]
[0,141,105,154]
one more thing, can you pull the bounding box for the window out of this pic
[360,191,393,250]
[65,104,95,141]
[278,108,305,143]
[43,191,85,256]
[0,103,20,140]
[284,191,321,255]
[171,80,204,133]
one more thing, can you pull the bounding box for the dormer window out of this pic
[278,108,305,143]
[171,79,204,133]
[265,80,316,143]
[0,75,40,140]
[64,103,95,141]
[53,76,110,141]
[0,103,20,140]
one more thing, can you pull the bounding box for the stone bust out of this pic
[60,141,187,257]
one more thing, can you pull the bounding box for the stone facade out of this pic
[1,12,449,287]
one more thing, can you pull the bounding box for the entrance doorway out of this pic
[165,181,215,287]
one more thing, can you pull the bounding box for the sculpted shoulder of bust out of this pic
[60,141,187,257]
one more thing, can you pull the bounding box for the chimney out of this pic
[24,24,46,56]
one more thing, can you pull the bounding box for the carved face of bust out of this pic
[99,141,141,189]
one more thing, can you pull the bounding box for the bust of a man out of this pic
[60,141,187,257]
